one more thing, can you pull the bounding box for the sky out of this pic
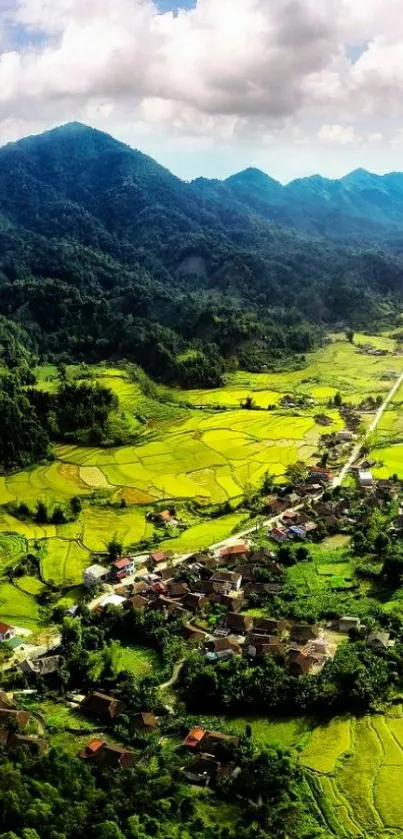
[2,0,403,182]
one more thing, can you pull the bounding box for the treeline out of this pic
[0,318,121,472]
[183,640,403,717]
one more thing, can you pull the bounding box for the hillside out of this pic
[0,123,402,384]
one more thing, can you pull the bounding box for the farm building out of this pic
[83,564,110,589]
[112,557,134,579]
[0,622,14,643]
[81,691,125,720]
[358,470,374,488]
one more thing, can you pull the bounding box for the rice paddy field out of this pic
[300,710,403,837]
[0,333,401,607]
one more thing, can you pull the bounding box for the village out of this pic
[0,442,401,787]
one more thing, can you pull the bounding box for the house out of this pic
[80,691,125,720]
[181,624,209,644]
[149,551,169,565]
[338,616,361,633]
[149,509,178,527]
[288,525,307,540]
[218,593,245,613]
[156,567,176,583]
[368,632,392,650]
[184,755,220,786]
[282,510,299,523]
[0,622,14,643]
[20,655,61,678]
[166,582,190,599]
[198,731,239,758]
[183,727,206,749]
[245,633,285,659]
[358,470,374,488]
[290,624,320,645]
[0,692,15,710]
[211,571,242,591]
[149,595,189,618]
[270,527,289,543]
[219,544,249,563]
[304,521,318,535]
[83,564,110,589]
[0,709,30,730]
[225,613,254,635]
[182,593,208,613]
[263,497,289,515]
[97,593,126,610]
[132,712,158,732]
[286,650,316,677]
[254,618,287,637]
[80,739,136,769]
[112,557,134,580]
[124,594,149,611]
[206,637,242,657]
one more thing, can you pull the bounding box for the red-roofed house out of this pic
[183,727,206,749]
[80,738,104,759]
[270,527,289,544]
[112,557,134,580]
[220,544,248,557]
[149,552,168,565]
[0,622,14,643]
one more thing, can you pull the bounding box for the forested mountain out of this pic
[0,122,402,386]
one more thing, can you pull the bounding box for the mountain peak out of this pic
[225,167,282,189]
[341,168,378,186]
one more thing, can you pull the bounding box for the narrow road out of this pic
[160,659,185,691]
[333,367,403,488]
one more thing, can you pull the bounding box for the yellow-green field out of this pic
[0,334,401,596]
[163,333,403,408]
[302,711,403,836]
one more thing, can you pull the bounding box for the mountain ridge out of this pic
[0,121,402,387]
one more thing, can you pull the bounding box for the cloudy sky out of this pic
[2,0,403,182]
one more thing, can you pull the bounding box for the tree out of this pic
[107,536,122,561]
[334,392,343,407]
[346,329,355,344]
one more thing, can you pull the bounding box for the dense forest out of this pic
[0,123,402,389]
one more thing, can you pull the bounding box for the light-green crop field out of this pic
[157,512,247,554]
[163,334,403,408]
[0,334,401,594]
[0,581,40,631]
[302,712,403,836]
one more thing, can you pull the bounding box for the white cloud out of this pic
[1,0,403,178]
[318,123,360,144]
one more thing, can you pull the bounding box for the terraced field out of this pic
[301,712,403,836]
[0,334,400,598]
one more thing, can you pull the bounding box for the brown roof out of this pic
[125,594,149,610]
[198,731,239,757]
[181,624,208,643]
[92,742,136,769]
[211,637,242,655]
[289,624,320,644]
[254,618,287,635]
[133,712,158,730]
[286,650,316,676]
[182,593,207,613]
[220,545,248,558]
[0,692,15,710]
[167,582,189,598]
[225,613,253,634]
[0,709,30,729]
[81,691,125,720]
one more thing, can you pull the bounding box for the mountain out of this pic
[221,166,403,243]
[0,122,402,386]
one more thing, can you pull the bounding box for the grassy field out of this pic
[0,581,41,631]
